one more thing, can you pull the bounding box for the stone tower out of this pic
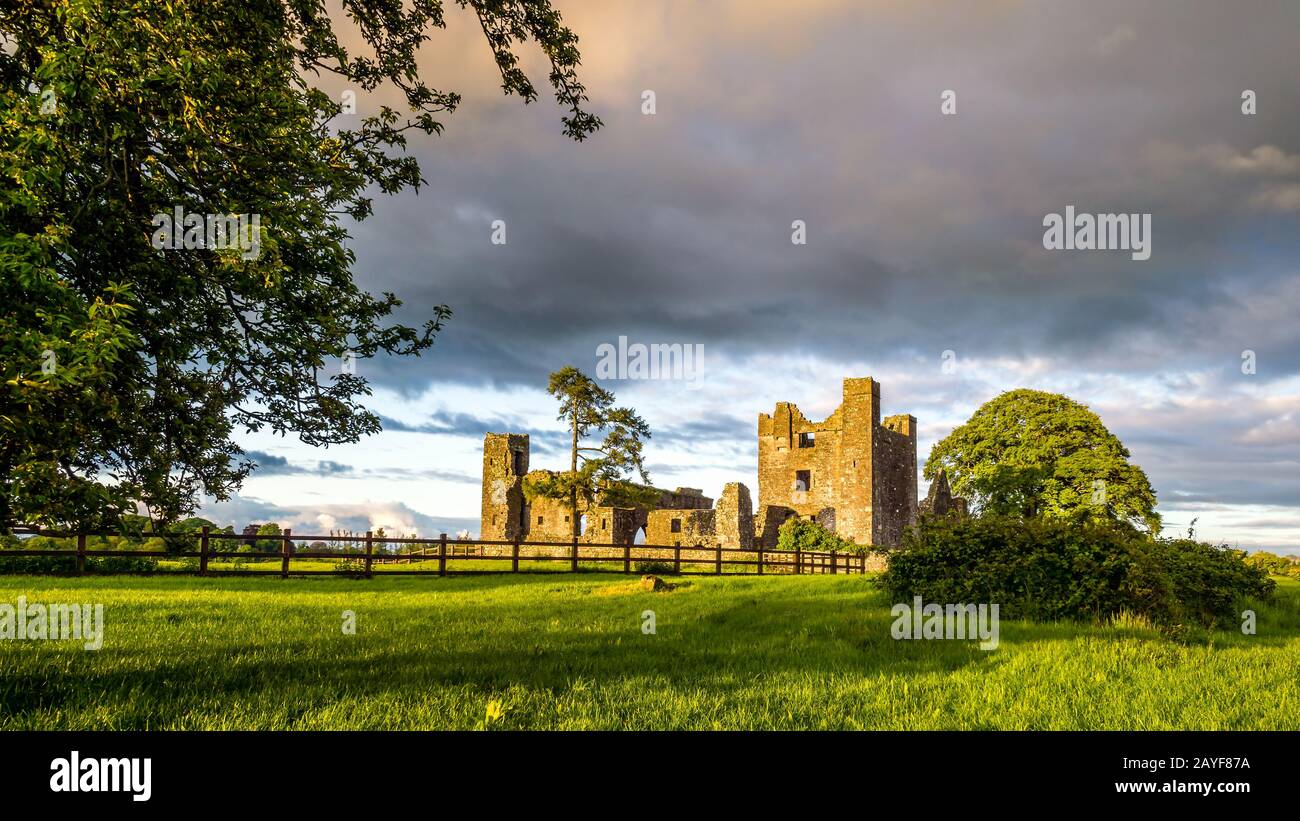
[480,433,530,541]
[757,377,917,546]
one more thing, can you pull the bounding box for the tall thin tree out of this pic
[525,367,656,538]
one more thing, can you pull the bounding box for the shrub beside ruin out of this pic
[878,515,1275,630]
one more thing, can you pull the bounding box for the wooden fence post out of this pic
[438,533,447,576]
[364,530,373,579]
[199,526,209,576]
[673,545,681,575]
[76,533,86,576]
[831,551,837,575]
[570,534,579,572]
[795,545,802,575]
[281,528,292,578]
[757,545,764,575]
[512,540,520,573]
[713,543,721,575]
[623,543,631,574]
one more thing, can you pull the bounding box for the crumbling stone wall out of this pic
[522,491,593,542]
[755,504,797,548]
[644,482,755,550]
[815,507,837,532]
[656,487,713,510]
[481,434,724,547]
[506,480,649,545]
[586,505,644,545]
[645,508,716,546]
[716,482,754,549]
[920,469,968,518]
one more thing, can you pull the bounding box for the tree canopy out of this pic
[1,0,600,531]
[925,389,1160,532]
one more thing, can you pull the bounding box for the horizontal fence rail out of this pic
[1,528,874,578]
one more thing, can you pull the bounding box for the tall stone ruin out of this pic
[480,376,924,550]
[755,377,917,547]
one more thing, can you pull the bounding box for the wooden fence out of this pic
[2,528,872,578]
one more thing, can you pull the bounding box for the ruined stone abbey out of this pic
[481,377,953,551]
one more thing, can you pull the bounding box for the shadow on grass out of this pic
[0,582,992,720]
[2,574,1297,727]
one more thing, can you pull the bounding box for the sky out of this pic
[199,0,1300,554]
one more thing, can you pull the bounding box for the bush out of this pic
[1146,538,1277,628]
[1243,550,1290,576]
[0,535,159,573]
[337,557,366,575]
[634,560,676,575]
[775,517,861,554]
[1244,550,1300,579]
[0,553,158,573]
[878,514,1274,630]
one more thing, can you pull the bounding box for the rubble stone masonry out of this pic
[757,378,917,546]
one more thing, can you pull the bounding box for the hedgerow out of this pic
[877,514,1274,629]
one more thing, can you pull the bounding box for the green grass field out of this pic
[1,572,1297,730]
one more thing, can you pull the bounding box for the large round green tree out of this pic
[925,390,1160,532]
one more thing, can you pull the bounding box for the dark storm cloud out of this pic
[370,466,479,484]
[377,410,526,438]
[245,448,476,483]
[278,1,1300,550]
[378,408,754,457]
[644,461,755,479]
[340,0,1300,395]
[377,413,570,455]
[245,450,353,476]
[653,416,754,447]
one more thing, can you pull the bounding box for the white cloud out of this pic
[1250,183,1300,212]
[1094,24,1136,56]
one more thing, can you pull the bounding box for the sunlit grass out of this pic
[1,574,1296,730]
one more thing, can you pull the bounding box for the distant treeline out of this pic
[1,517,424,557]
